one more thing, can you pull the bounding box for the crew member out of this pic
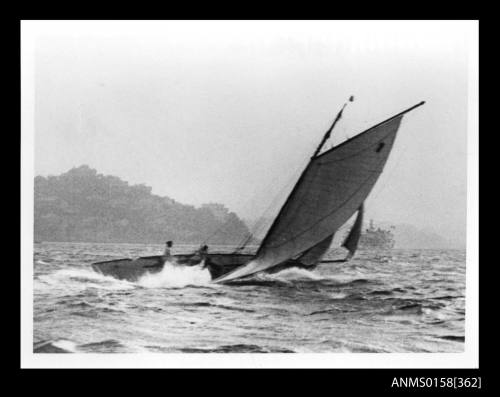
[198,244,209,260]
[162,241,173,264]
[191,244,208,264]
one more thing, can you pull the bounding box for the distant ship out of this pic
[359,220,395,250]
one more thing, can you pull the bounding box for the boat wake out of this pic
[259,267,371,286]
[264,267,323,281]
[36,261,213,292]
[137,262,212,288]
[36,268,135,292]
[223,267,325,287]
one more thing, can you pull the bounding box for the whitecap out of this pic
[37,268,136,292]
[264,267,323,281]
[137,262,211,288]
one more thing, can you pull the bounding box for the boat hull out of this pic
[91,252,314,282]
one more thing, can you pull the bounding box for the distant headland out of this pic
[34,165,252,245]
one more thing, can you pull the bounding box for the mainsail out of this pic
[214,101,424,283]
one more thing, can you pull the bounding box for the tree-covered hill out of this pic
[34,165,252,244]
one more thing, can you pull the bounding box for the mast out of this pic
[255,96,355,257]
[312,95,354,158]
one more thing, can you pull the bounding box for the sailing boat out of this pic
[91,98,425,283]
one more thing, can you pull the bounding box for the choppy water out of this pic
[33,242,465,353]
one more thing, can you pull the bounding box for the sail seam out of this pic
[291,171,379,217]
[269,124,399,234]
[317,129,398,165]
[277,158,389,233]
[262,157,389,250]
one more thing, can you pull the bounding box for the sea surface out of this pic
[33,242,465,353]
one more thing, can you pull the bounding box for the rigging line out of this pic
[191,132,310,249]
[201,157,310,249]
[234,126,321,251]
[233,156,310,251]
[230,139,315,251]
[200,217,232,246]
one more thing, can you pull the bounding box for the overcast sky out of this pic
[31,21,475,245]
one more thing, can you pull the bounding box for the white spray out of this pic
[137,261,212,288]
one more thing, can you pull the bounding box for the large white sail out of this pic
[214,102,424,283]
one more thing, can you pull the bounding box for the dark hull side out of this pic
[91,252,315,282]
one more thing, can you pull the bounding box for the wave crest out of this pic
[36,268,135,291]
[137,262,211,288]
